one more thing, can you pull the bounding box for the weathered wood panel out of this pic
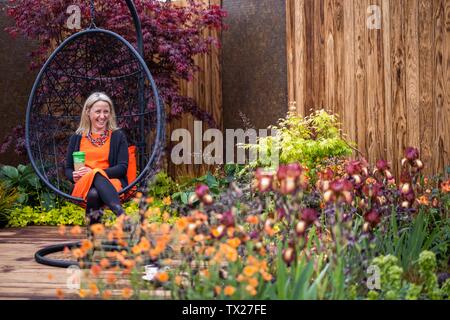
[166,0,223,178]
[287,0,449,176]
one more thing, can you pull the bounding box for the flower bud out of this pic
[401,158,408,167]
[323,190,334,203]
[202,193,214,205]
[401,201,410,208]
[414,159,424,170]
[363,222,370,233]
[195,184,209,198]
[385,170,393,180]
[401,183,411,195]
[295,220,306,235]
[352,174,362,185]
[342,191,353,204]
[282,247,295,266]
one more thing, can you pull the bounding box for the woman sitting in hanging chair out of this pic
[65,92,128,224]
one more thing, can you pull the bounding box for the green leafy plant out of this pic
[6,202,84,227]
[247,109,354,171]
[367,251,450,300]
[0,164,59,210]
[0,182,18,227]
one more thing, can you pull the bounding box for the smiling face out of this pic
[88,101,111,133]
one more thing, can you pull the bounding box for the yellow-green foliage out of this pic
[7,202,85,227]
[249,109,354,169]
[0,182,18,226]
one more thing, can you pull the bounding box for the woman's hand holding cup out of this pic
[73,166,92,182]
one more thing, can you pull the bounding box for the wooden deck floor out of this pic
[0,226,83,300]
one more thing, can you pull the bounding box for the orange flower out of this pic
[58,225,66,236]
[214,286,222,295]
[226,227,235,238]
[236,274,245,282]
[194,234,205,242]
[72,248,85,259]
[175,275,183,286]
[243,265,258,277]
[199,269,210,278]
[261,271,273,281]
[55,288,64,300]
[227,237,241,248]
[100,258,110,268]
[132,245,142,255]
[175,217,188,232]
[220,244,238,262]
[122,287,133,299]
[224,285,235,296]
[106,273,117,285]
[155,271,169,282]
[90,223,105,236]
[248,277,258,288]
[81,239,93,252]
[70,225,82,236]
[138,237,151,250]
[90,264,102,277]
[417,195,429,206]
[89,283,99,296]
[264,219,275,236]
[441,180,450,193]
[245,285,257,296]
[163,196,172,206]
[205,246,216,257]
[211,225,224,238]
[146,196,154,204]
[102,290,112,300]
[160,223,171,234]
[246,215,259,224]
[78,289,88,298]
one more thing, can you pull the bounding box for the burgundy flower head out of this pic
[405,147,419,161]
[331,179,353,192]
[220,210,235,227]
[376,159,389,171]
[301,208,318,225]
[195,184,209,198]
[364,209,381,227]
[345,160,362,175]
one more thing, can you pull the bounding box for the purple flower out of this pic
[301,208,318,225]
[405,147,419,161]
[220,210,235,227]
[195,184,209,198]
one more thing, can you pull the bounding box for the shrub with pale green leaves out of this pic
[247,109,354,170]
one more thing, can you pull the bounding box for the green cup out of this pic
[72,151,86,171]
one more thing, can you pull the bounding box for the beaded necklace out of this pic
[86,129,109,147]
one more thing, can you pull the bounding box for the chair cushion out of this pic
[127,145,137,184]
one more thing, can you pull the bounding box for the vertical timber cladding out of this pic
[287,0,450,177]
[222,0,288,132]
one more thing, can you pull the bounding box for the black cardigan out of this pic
[65,129,129,189]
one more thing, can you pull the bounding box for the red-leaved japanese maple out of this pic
[2,0,226,155]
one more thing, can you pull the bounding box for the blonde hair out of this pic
[76,92,119,135]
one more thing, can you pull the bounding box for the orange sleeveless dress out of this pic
[71,130,123,201]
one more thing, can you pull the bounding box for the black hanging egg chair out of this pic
[26,0,165,267]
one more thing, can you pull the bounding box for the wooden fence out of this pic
[286,0,449,176]
[166,0,222,178]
